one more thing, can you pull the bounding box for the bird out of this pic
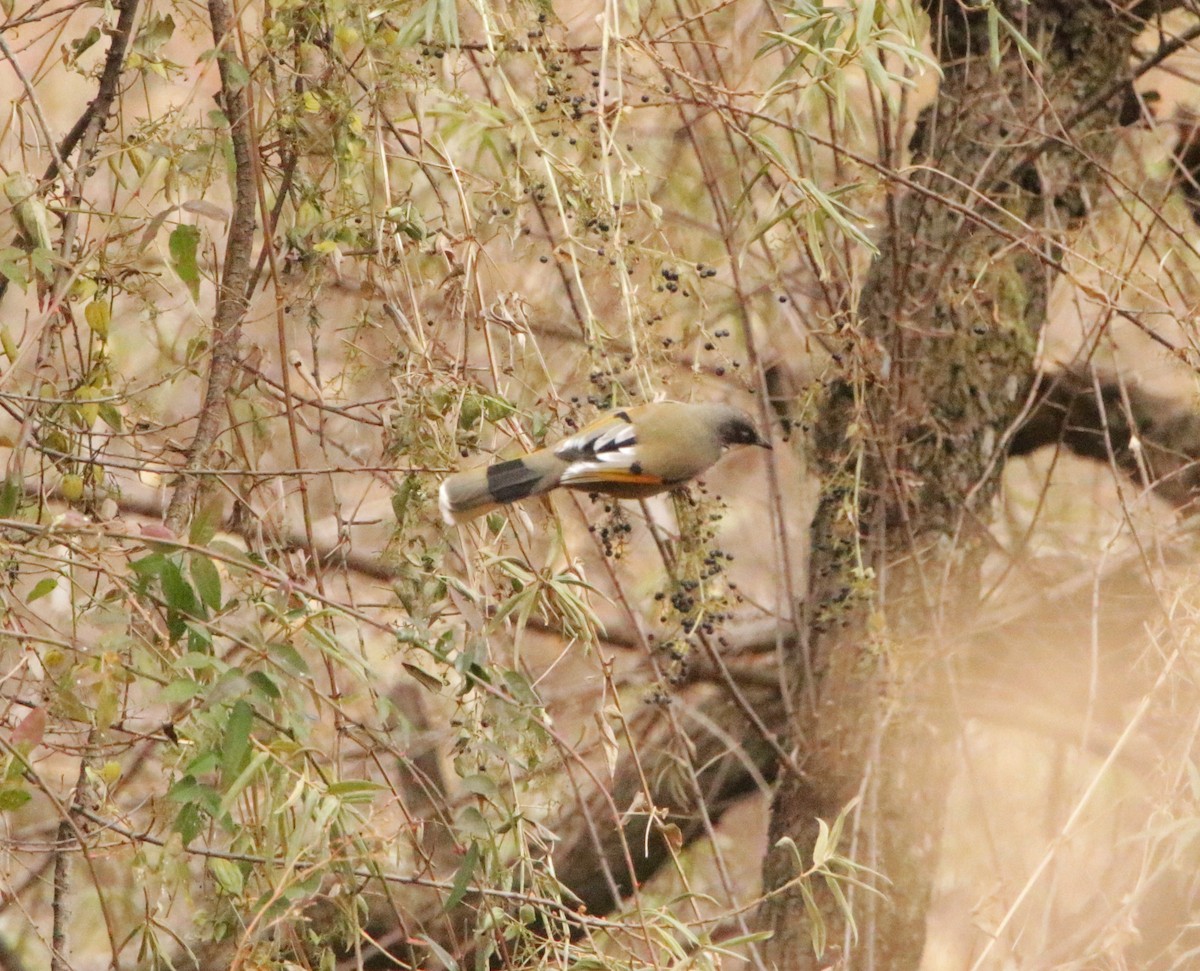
[439,400,771,525]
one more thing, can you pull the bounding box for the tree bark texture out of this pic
[760,2,1166,967]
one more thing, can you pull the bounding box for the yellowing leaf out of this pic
[84,300,110,338]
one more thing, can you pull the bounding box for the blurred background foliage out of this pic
[3,0,1200,968]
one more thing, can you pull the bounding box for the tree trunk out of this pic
[760,2,1167,966]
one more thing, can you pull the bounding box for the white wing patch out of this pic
[555,415,641,483]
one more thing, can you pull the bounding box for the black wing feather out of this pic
[486,458,546,504]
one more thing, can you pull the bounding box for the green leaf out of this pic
[184,752,219,777]
[187,624,213,653]
[30,247,55,280]
[280,871,322,901]
[168,775,221,819]
[0,475,21,516]
[826,871,857,942]
[326,780,385,803]
[190,554,222,611]
[95,681,118,731]
[269,642,310,677]
[246,670,280,699]
[500,669,539,707]
[169,224,201,300]
[98,403,123,432]
[0,785,31,811]
[395,0,459,45]
[68,25,102,61]
[416,936,460,971]
[391,474,421,523]
[218,750,269,814]
[26,577,57,603]
[160,679,202,703]
[456,806,490,838]
[134,12,175,56]
[402,661,445,692]
[209,857,244,895]
[129,552,167,579]
[0,248,29,290]
[174,801,204,844]
[992,6,1042,65]
[222,54,249,87]
[812,816,832,868]
[987,4,1000,68]
[4,755,22,782]
[189,506,220,547]
[168,775,205,803]
[177,651,222,671]
[220,700,253,784]
[160,559,200,616]
[459,773,499,801]
[801,879,825,956]
[444,841,480,911]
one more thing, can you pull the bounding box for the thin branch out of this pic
[0,0,90,29]
[50,815,72,971]
[1009,367,1200,510]
[547,682,785,920]
[0,34,72,182]
[164,0,259,533]
[43,0,141,184]
[72,806,616,932]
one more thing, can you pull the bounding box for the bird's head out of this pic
[713,405,772,450]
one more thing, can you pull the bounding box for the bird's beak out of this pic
[756,435,772,450]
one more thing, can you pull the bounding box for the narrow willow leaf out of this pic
[444,841,480,911]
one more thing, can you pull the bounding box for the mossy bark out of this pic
[760,2,1163,966]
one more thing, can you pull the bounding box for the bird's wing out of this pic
[553,410,663,486]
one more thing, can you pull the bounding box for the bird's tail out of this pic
[439,452,563,525]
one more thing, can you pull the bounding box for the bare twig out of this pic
[48,758,95,971]
[49,822,71,971]
[0,35,72,182]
